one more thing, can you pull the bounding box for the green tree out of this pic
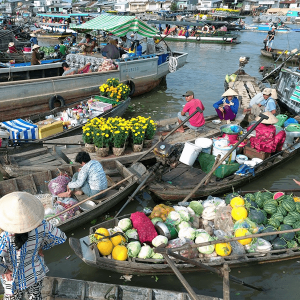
[170,1,177,11]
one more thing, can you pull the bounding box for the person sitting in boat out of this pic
[265,26,275,52]
[101,39,120,59]
[62,62,91,76]
[59,40,67,57]
[164,25,170,35]
[213,88,239,122]
[7,42,18,54]
[247,111,286,153]
[30,33,38,47]
[31,44,41,65]
[119,35,131,51]
[250,88,277,117]
[58,151,107,199]
[176,90,205,133]
[78,34,95,54]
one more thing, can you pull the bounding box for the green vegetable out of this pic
[272,237,287,250]
[283,215,296,226]
[295,202,300,214]
[125,229,139,240]
[178,210,190,222]
[279,224,295,241]
[263,203,277,215]
[178,227,196,240]
[176,221,191,231]
[152,253,164,259]
[272,212,284,223]
[127,241,141,258]
[288,211,300,221]
[188,201,204,216]
[138,244,154,259]
[282,196,296,212]
[277,205,288,217]
[262,226,277,241]
[151,217,163,225]
[293,220,300,236]
[152,235,168,247]
[249,209,266,225]
[118,218,132,231]
[268,217,280,228]
[244,193,255,202]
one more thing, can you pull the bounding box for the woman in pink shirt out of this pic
[177,90,205,133]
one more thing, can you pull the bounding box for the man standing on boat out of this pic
[265,26,275,52]
[176,91,205,133]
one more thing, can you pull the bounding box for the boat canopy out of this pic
[70,15,158,37]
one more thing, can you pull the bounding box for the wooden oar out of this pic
[132,107,203,164]
[46,174,134,221]
[162,253,200,300]
[181,112,269,203]
[162,250,264,292]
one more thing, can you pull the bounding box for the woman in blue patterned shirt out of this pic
[0,192,66,300]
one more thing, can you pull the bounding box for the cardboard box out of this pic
[243,145,271,160]
[38,121,63,139]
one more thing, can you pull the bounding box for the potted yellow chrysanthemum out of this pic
[82,123,95,153]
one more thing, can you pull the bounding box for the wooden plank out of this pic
[11,147,48,159]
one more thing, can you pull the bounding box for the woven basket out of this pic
[96,146,109,157]
[132,143,143,152]
[85,143,95,153]
[113,147,125,156]
[143,139,153,148]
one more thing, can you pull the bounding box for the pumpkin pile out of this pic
[90,191,300,263]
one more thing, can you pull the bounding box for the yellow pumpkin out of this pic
[215,243,232,256]
[234,228,252,245]
[110,234,126,246]
[231,206,247,221]
[294,197,300,203]
[97,239,113,256]
[230,197,245,208]
[112,245,128,261]
[95,227,110,240]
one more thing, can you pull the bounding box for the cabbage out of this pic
[195,229,207,238]
[189,201,204,216]
[127,241,141,258]
[152,235,168,247]
[112,226,123,233]
[176,221,191,231]
[195,233,215,254]
[152,253,164,259]
[118,218,132,231]
[187,207,196,218]
[178,227,196,240]
[151,217,163,225]
[179,210,190,222]
[138,244,154,259]
[166,211,181,225]
[173,206,189,213]
[125,229,139,240]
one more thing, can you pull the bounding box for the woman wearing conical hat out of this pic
[213,88,239,122]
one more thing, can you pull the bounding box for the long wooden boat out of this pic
[0,51,32,63]
[69,212,300,276]
[0,51,187,121]
[0,160,140,232]
[260,48,300,62]
[0,276,220,300]
[0,29,30,52]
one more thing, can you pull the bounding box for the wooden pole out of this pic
[162,253,200,300]
[222,264,230,300]
[181,112,269,203]
[46,174,134,221]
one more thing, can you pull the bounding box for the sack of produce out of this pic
[166,238,198,259]
[131,212,158,244]
[48,175,71,195]
[149,204,174,221]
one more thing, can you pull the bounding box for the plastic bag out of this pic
[203,196,226,208]
[48,175,71,195]
[56,198,79,220]
[230,240,246,255]
[166,238,198,259]
[233,218,264,234]
[214,205,234,234]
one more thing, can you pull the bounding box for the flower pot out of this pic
[113,147,125,156]
[132,143,143,152]
[95,146,109,157]
[143,139,153,148]
[85,143,95,153]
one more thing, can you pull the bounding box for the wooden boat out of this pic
[0,51,187,121]
[0,276,220,300]
[260,48,300,62]
[0,29,30,52]
[69,211,300,276]
[0,160,140,232]
[0,51,32,63]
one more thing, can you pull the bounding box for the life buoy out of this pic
[196,36,201,41]
[49,95,65,110]
[223,36,228,42]
[125,80,135,97]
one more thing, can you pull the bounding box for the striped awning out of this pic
[70,15,158,37]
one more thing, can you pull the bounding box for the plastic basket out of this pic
[275,114,288,127]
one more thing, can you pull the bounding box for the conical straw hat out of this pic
[222,88,239,97]
[0,192,44,233]
[255,111,278,125]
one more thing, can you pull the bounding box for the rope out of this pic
[168,56,178,73]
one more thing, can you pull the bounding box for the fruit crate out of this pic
[243,145,271,160]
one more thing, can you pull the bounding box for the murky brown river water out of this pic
[42,17,300,299]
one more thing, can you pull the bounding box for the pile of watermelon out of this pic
[225,191,300,250]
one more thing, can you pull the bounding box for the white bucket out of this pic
[179,142,202,166]
[213,142,236,162]
[195,138,213,154]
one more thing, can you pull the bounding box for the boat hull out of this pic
[260,48,300,62]
[156,34,238,44]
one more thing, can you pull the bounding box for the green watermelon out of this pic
[268,217,280,229]
[277,205,288,217]
[296,202,300,214]
[244,193,255,202]
[279,224,295,241]
[272,212,284,223]
[264,203,277,215]
[288,211,300,221]
[282,197,296,212]
[283,215,296,226]
[262,226,277,242]
[293,220,300,237]
[255,192,265,209]
[272,237,287,250]
[249,209,266,225]
[225,192,240,205]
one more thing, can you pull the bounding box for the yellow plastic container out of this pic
[38,121,63,139]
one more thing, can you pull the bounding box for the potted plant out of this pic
[93,126,111,157]
[144,117,157,148]
[111,117,130,156]
[82,123,95,153]
[131,116,146,152]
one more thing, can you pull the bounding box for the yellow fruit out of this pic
[294,197,300,202]
[235,228,252,245]
[230,197,245,208]
[231,206,247,221]
[112,245,128,261]
[110,234,126,246]
[97,239,113,256]
[215,243,232,256]
[95,228,110,240]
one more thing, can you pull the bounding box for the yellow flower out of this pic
[86,133,90,136]
[97,133,100,136]
[105,134,109,137]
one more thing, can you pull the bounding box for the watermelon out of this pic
[263,203,277,215]
[262,226,277,242]
[272,237,287,250]
[225,192,240,205]
[277,205,288,217]
[282,197,296,212]
[283,215,296,226]
[272,212,284,223]
[255,192,265,209]
[273,192,285,200]
[244,193,255,202]
[288,211,300,221]
[268,217,280,228]
[244,199,258,210]
[293,220,300,237]
[295,202,300,214]
[287,240,298,248]
[279,224,295,241]
[249,209,266,225]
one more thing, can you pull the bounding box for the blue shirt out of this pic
[260,97,276,112]
[30,37,38,46]
[213,97,239,114]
